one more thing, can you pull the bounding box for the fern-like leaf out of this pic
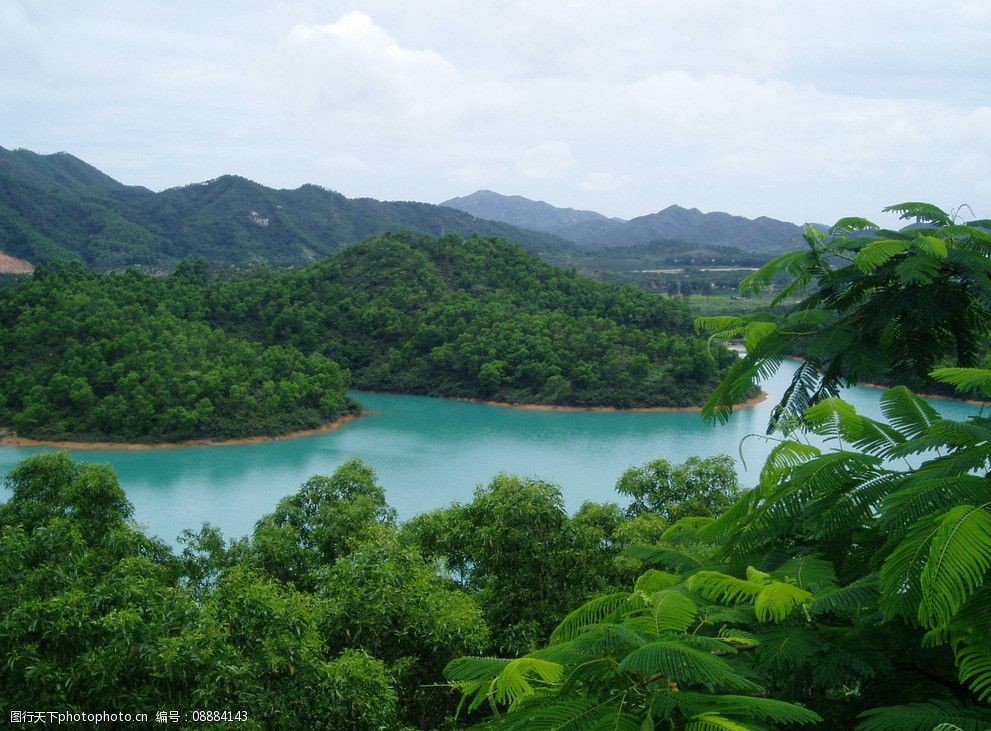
[755,625,821,673]
[880,476,991,536]
[914,234,949,259]
[955,639,991,701]
[830,217,879,234]
[854,239,909,273]
[754,581,813,623]
[492,657,564,707]
[879,386,940,439]
[549,592,631,645]
[918,504,991,629]
[684,715,768,731]
[810,574,879,616]
[738,251,814,295]
[931,367,991,397]
[617,640,758,692]
[646,589,699,634]
[634,569,681,594]
[895,253,941,284]
[445,656,511,682]
[772,556,837,591]
[857,701,991,731]
[744,321,778,352]
[882,202,952,226]
[879,512,941,621]
[674,692,822,725]
[625,544,706,572]
[687,571,763,605]
[572,623,649,658]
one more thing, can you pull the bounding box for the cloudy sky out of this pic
[2,1,989,224]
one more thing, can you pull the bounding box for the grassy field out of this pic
[678,292,785,317]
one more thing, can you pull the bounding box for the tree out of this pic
[403,474,612,655]
[320,534,489,728]
[248,459,396,588]
[616,454,742,521]
[0,454,457,728]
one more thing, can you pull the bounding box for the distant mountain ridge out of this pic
[441,189,618,232]
[0,147,574,271]
[442,190,809,252]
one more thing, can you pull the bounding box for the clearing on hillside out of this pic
[0,252,34,274]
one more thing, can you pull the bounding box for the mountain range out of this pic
[442,190,809,252]
[1,146,809,273]
[0,147,572,271]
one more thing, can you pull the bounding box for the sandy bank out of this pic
[0,413,361,451]
[858,382,987,406]
[456,391,768,413]
[785,355,986,406]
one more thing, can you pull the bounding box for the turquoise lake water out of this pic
[0,363,980,545]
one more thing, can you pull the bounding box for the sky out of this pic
[2,1,989,225]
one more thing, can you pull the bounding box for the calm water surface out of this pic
[0,364,980,544]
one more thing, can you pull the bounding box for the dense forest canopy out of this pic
[212,233,737,408]
[0,450,732,729]
[0,233,739,442]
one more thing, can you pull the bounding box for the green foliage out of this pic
[617,454,742,521]
[444,563,822,729]
[698,203,991,423]
[249,459,396,587]
[402,474,618,655]
[917,505,991,630]
[858,701,991,731]
[11,199,991,728]
[214,232,736,409]
[449,202,991,730]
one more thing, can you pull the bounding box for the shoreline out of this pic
[455,390,768,413]
[0,388,773,451]
[786,355,986,406]
[0,412,361,451]
[858,382,987,406]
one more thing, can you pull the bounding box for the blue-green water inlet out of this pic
[0,364,978,544]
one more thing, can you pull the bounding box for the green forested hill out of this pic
[211,233,736,408]
[0,233,737,441]
[0,146,574,271]
[0,263,356,442]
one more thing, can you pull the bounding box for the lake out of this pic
[0,363,980,545]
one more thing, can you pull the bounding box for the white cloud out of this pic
[1,2,988,222]
[285,12,461,116]
[517,141,574,180]
[274,11,518,146]
[578,172,630,193]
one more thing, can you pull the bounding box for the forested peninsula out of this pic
[0,233,741,443]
